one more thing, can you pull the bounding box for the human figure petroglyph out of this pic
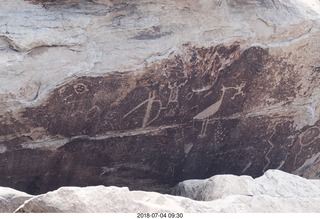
[124,80,188,127]
[193,82,246,138]
[123,90,162,128]
[164,80,188,116]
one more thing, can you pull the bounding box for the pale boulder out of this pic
[15,170,320,213]
[0,187,33,213]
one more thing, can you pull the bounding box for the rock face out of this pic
[1,0,320,194]
[172,169,320,201]
[11,170,320,213]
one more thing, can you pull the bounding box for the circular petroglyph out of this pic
[74,83,89,94]
[300,126,320,146]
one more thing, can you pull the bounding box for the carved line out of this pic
[292,126,320,167]
[263,124,277,173]
[142,91,156,128]
[242,161,252,173]
[146,100,163,127]
[299,126,320,146]
[199,119,209,138]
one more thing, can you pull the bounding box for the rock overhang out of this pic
[0,0,320,195]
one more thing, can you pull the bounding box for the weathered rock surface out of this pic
[1,0,320,194]
[12,170,320,213]
[0,187,33,213]
[172,169,320,201]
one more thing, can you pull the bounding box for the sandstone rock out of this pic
[0,187,33,213]
[14,170,320,213]
[1,0,320,195]
[172,169,320,201]
[15,186,214,213]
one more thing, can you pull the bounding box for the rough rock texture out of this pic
[1,0,320,194]
[172,169,320,201]
[12,170,320,213]
[0,187,33,213]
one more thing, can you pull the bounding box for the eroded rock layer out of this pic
[1,0,320,194]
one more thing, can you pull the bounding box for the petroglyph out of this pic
[186,91,193,100]
[300,126,320,146]
[198,119,210,138]
[193,83,246,120]
[191,84,212,93]
[164,80,187,116]
[194,83,246,138]
[293,126,320,167]
[123,90,162,128]
[282,125,320,173]
[74,83,88,94]
[242,161,252,173]
[86,105,101,120]
[167,80,187,105]
[184,143,193,155]
[263,124,277,173]
[166,163,175,177]
[230,82,246,100]
[143,91,157,127]
[193,85,228,121]
[124,79,188,124]
[2,42,310,194]
[100,167,118,176]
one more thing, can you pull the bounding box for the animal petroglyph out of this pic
[193,82,246,120]
[193,83,246,138]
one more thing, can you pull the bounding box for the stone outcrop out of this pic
[1,0,320,194]
[8,170,320,213]
[172,169,320,201]
[0,187,33,213]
